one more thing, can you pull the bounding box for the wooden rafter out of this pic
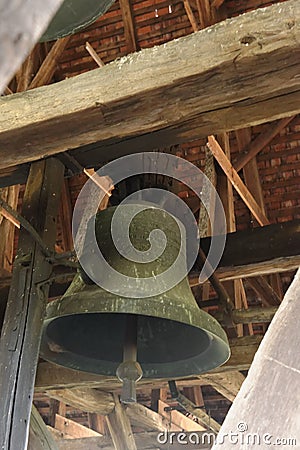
[234,116,295,172]
[119,0,139,53]
[29,37,70,89]
[0,0,299,172]
[184,0,200,32]
[208,136,269,226]
[85,42,105,67]
[0,159,64,450]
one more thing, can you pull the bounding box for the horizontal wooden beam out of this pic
[35,336,262,392]
[191,219,300,284]
[46,388,115,415]
[51,431,213,450]
[0,0,299,174]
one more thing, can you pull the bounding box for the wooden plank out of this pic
[0,158,64,450]
[208,136,269,226]
[175,394,221,432]
[55,414,101,438]
[28,405,59,450]
[0,0,63,93]
[46,388,115,415]
[212,269,300,450]
[234,116,295,172]
[85,42,105,68]
[0,0,299,171]
[126,403,168,431]
[51,431,213,450]
[158,400,206,431]
[199,371,245,402]
[105,394,137,450]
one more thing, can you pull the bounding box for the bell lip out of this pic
[40,332,230,379]
[44,284,229,345]
[40,285,231,378]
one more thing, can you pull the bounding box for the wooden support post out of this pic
[236,128,283,301]
[216,133,251,336]
[59,179,73,252]
[0,158,64,450]
[88,414,108,435]
[212,269,300,450]
[105,394,137,450]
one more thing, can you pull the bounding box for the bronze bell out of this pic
[40,204,230,382]
[40,0,116,42]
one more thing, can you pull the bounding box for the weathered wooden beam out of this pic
[0,0,63,93]
[212,269,300,450]
[126,403,168,431]
[0,159,64,450]
[214,306,278,325]
[46,388,115,415]
[0,0,299,171]
[199,371,245,402]
[233,116,295,172]
[51,431,213,450]
[192,219,300,284]
[28,405,59,450]
[35,336,262,392]
[105,394,137,450]
[55,414,101,438]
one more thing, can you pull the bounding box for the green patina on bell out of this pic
[41,0,116,42]
[40,204,230,379]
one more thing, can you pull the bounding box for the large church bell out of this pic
[41,0,117,42]
[40,203,230,401]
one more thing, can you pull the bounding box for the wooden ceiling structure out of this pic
[0,0,299,449]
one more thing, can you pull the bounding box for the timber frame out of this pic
[0,0,300,449]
